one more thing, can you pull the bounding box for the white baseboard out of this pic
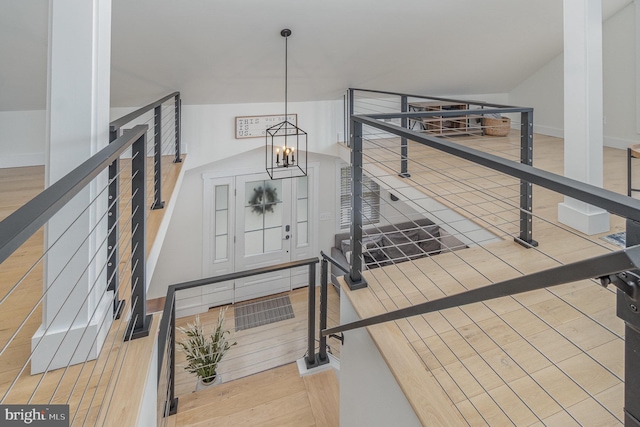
[558,201,610,235]
[527,125,638,150]
[533,125,564,138]
[30,292,113,374]
[604,135,640,150]
[0,152,45,168]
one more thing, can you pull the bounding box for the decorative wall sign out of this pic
[235,114,297,139]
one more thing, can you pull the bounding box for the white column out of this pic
[31,0,113,374]
[558,0,610,235]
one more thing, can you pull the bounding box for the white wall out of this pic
[0,106,157,169]
[0,110,46,167]
[147,149,339,300]
[147,156,205,299]
[509,3,639,149]
[182,100,343,170]
[509,54,565,138]
[603,2,638,148]
[340,295,421,427]
[137,332,158,427]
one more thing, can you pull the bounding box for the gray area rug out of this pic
[234,294,295,331]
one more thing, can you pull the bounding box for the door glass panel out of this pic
[297,222,308,245]
[264,227,283,252]
[298,177,308,199]
[215,185,228,210]
[244,230,263,256]
[296,199,307,222]
[264,202,283,228]
[214,185,229,261]
[244,179,284,256]
[244,207,263,232]
[215,210,228,235]
[297,176,309,246]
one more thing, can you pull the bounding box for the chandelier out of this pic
[265,29,308,180]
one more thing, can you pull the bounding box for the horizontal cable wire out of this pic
[348,116,619,419]
[0,174,124,358]
[77,227,138,424]
[91,279,142,425]
[3,206,117,403]
[0,158,147,425]
[3,170,136,393]
[59,191,137,410]
[0,98,178,423]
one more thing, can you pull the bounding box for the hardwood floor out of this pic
[1,130,636,426]
[173,286,341,397]
[172,363,339,427]
[0,154,183,425]
[342,132,631,426]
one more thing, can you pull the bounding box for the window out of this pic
[340,165,380,229]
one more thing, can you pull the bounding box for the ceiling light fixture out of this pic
[265,28,307,180]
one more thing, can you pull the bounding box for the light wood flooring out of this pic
[2,130,637,426]
[173,285,341,397]
[170,363,339,427]
[0,154,183,425]
[340,131,632,426]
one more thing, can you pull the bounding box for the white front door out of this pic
[234,173,293,302]
[199,169,315,313]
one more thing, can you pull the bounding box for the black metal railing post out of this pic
[347,119,368,290]
[306,262,320,368]
[318,258,329,363]
[348,89,354,148]
[619,219,640,426]
[400,95,410,178]
[158,290,178,417]
[107,128,123,319]
[126,132,152,340]
[166,295,178,416]
[516,110,537,248]
[174,95,182,163]
[151,105,165,210]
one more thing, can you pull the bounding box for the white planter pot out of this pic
[195,374,222,391]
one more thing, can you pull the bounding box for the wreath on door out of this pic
[249,185,278,214]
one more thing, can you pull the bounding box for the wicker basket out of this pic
[484,117,511,137]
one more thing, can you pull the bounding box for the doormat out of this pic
[601,232,626,248]
[234,294,294,331]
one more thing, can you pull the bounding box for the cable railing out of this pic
[156,258,321,422]
[107,92,182,318]
[0,92,181,426]
[328,88,640,426]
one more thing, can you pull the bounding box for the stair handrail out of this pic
[353,114,640,222]
[323,244,640,336]
[157,257,319,417]
[0,125,148,266]
[342,102,640,424]
[349,87,518,109]
[110,91,180,132]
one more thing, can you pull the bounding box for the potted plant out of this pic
[177,307,236,390]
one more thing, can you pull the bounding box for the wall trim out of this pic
[533,124,564,138]
[604,135,640,150]
[0,153,45,168]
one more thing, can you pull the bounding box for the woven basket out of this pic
[484,117,511,137]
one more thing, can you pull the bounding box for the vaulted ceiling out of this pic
[0,0,633,110]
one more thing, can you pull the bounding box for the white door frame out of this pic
[201,164,318,305]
